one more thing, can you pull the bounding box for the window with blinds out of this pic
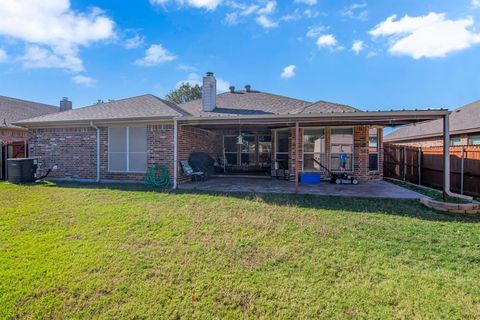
[108,126,147,173]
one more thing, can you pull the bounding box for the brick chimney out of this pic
[60,97,72,112]
[202,72,216,112]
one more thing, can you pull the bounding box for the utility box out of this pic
[6,158,38,183]
[300,172,321,184]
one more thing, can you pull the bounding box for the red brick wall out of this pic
[29,127,97,180]
[99,124,175,181]
[29,124,384,184]
[177,126,222,183]
[288,125,383,181]
[0,128,29,143]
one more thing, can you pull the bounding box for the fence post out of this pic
[418,148,422,185]
[403,146,407,181]
[460,146,465,195]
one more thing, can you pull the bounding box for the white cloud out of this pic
[124,34,144,49]
[216,78,231,92]
[177,72,230,92]
[0,48,7,62]
[341,1,368,21]
[294,0,317,5]
[72,75,97,87]
[0,0,115,72]
[19,45,83,71]
[351,40,364,55]
[224,12,240,25]
[280,65,296,79]
[177,63,197,72]
[258,1,276,15]
[306,25,327,38]
[472,0,480,8]
[135,44,177,66]
[150,0,222,11]
[370,12,480,59]
[224,1,279,29]
[316,34,343,51]
[223,3,260,25]
[256,15,278,28]
[177,73,202,87]
[280,8,319,22]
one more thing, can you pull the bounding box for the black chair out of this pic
[180,160,205,182]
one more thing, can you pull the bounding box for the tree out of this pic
[165,83,202,104]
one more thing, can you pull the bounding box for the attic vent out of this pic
[229,86,235,93]
[245,85,251,92]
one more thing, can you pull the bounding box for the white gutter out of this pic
[173,118,178,190]
[89,121,101,183]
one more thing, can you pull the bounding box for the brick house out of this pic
[0,96,63,145]
[15,72,449,189]
[0,96,65,179]
[384,100,480,147]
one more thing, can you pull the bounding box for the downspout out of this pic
[173,118,178,190]
[89,121,101,183]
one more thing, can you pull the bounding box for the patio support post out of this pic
[443,114,450,201]
[295,122,300,194]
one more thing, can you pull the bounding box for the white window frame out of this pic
[108,126,147,173]
[368,127,380,172]
[302,127,327,172]
[329,127,354,173]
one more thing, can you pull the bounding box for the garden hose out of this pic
[145,164,170,188]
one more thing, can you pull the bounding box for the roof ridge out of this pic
[243,90,312,104]
[310,99,361,110]
[12,94,158,124]
[295,99,361,114]
[0,95,58,109]
[149,94,192,116]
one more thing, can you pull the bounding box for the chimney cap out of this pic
[229,86,235,93]
[62,97,69,101]
[206,71,214,76]
[245,85,251,92]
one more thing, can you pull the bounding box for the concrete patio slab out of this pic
[179,177,425,199]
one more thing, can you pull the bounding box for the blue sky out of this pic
[0,0,479,111]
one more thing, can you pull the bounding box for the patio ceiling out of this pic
[178,109,450,130]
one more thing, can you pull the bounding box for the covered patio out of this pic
[175,109,455,199]
[178,177,425,199]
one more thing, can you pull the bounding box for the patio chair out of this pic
[180,160,205,182]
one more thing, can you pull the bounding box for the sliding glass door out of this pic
[223,133,272,169]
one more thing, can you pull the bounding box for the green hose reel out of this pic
[145,164,170,189]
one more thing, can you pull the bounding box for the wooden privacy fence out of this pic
[384,144,480,197]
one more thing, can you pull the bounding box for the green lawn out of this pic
[1,182,479,319]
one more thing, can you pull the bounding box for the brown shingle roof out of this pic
[178,90,312,117]
[14,90,366,126]
[16,94,189,125]
[0,96,58,130]
[384,100,480,142]
[294,100,361,114]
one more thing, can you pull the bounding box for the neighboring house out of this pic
[14,72,449,187]
[384,100,480,147]
[0,96,62,144]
